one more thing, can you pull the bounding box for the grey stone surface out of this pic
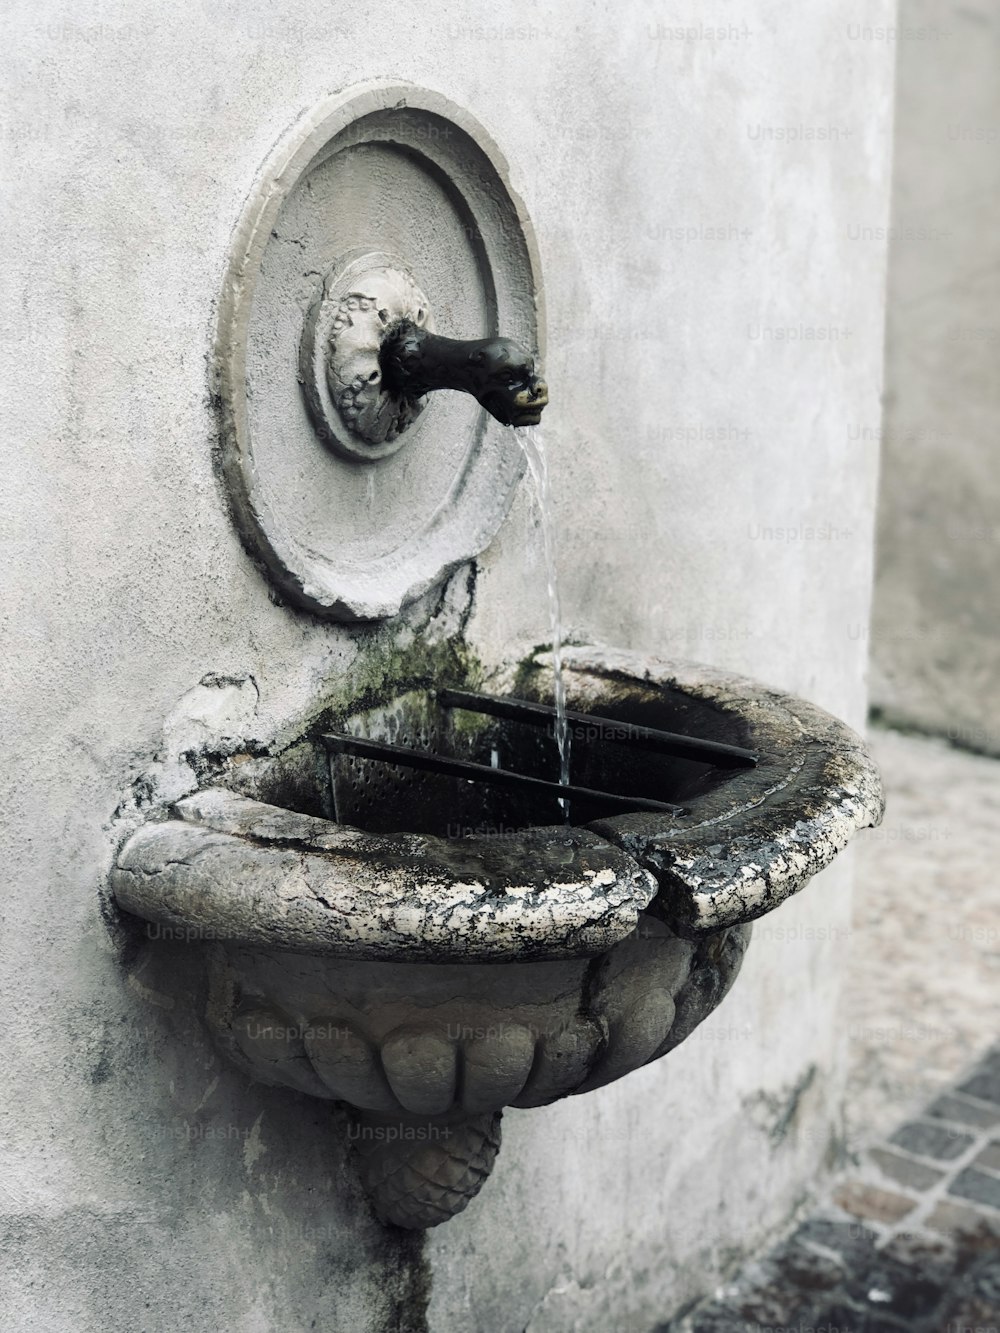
[929,1095,1000,1131]
[844,728,1000,1147]
[869,1148,944,1191]
[949,1169,1000,1212]
[669,1045,1000,1333]
[927,1199,1000,1239]
[962,1070,1000,1107]
[890,1121,974,1162]
[0,0,893,1327]
[974,1143,1000,1172]
[870,0,1000,752]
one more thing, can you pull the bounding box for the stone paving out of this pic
[844,728,1000,1147]
[659,727,1000,1333]
[661,1043,1000,1331]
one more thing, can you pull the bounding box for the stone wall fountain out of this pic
[111,82,883,1231]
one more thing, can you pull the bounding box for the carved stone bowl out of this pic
[111,646,883,1228]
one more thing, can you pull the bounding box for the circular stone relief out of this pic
[214,82,545,622]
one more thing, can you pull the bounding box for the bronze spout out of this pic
[380,321,548,428]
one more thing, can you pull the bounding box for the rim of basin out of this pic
[110,645,883,960]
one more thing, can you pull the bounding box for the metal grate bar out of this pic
[435,689,758,769]
[322,733,685,816]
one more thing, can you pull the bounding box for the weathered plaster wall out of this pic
[869,0,1000,753]
[1,2,893,1330]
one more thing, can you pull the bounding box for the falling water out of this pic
[518,425,571,806]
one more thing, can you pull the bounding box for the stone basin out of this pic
[111,645,883,1228]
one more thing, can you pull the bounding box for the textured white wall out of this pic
[0,2,894,1330]
[870,0,1000,753]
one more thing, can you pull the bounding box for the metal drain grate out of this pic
[322,690,758,823]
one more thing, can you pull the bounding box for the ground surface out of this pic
[660,727,1000,1331]
[846,728,1000,1145]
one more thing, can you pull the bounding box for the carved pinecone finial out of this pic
[349,1110,502,1230]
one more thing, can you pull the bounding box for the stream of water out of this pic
[518,425,571,807]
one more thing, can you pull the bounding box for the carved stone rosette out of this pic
[299,253,434,461]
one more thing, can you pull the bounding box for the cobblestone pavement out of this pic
[662,1044,1000,1331]
[659,729,1000,1332]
